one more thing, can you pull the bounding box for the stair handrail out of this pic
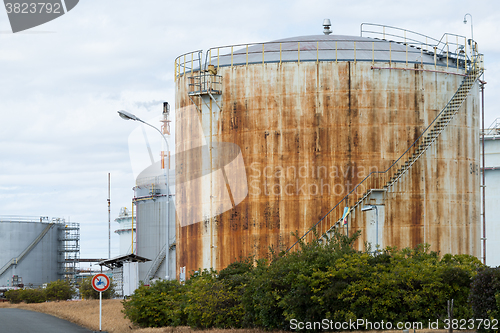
[0,258,17,277]
[286,57,483,253]
[144,244,166,282]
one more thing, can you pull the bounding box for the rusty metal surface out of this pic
[175,58,479,276]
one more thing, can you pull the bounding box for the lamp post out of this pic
[118,110,171,280]
[361,205,379,253]
[463,13,474,56]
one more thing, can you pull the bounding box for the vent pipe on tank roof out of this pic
[323,19,332,35]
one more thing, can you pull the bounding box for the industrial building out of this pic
[482,119,500,267]
[110,207,137,297]
[114,207,136,255]
[174,22,484,276]
[0,216,80,288]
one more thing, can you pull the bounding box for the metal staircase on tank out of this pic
[0,223,55,278]
[286,55,484,252]
[144,244,166,283]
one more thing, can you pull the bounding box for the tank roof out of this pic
[209,34,451,68]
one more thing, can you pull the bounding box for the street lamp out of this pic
[117,109,171,280]
[463,13,474,55]
[361,205,379,253]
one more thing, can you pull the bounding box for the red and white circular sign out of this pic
[91,273,110,292]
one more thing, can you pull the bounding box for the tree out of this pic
[79,276,116,299]
[45,279,76,301]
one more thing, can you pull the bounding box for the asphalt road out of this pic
[0,308,93,333]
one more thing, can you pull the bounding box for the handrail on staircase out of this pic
[144,244,167,282]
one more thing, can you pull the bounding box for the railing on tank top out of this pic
[174,34,472,80]
[360,23,474,62]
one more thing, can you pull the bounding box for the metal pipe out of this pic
[279,43,282,65]
[481,82,486,264]
[464,13,474,55]
[375,205,379,252]
[389,42,391,65]
[298,42,300,64]
[262,44,265,65]
[406,42,408,66]
[446,42,449,69]
[99,291,102,331]
[434,46,437,69]
[108,173,110,259]
[354,41,356,63]
[123,114,171,279]
[465,37,467,70]
[131,202,134,254]
[210,93,214,269]
[316,41,319,64]
[372,42,374,65]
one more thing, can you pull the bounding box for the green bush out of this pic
[5,289,22,304]
[241,230,361,329]
[469,267,500,333]
[122,279,187,328]
[5,279,76,304]
[329,246,480,325]
[121,229,484,331]
[19,288,46,303]
[79,276,116,300]
[45,279,76,301]
[185,269,246,329]
[6,288,46,303]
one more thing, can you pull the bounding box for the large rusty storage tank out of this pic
[174,23,483,275]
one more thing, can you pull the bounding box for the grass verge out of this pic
[0,299,286,333]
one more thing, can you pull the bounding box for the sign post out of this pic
[91,273,110,332]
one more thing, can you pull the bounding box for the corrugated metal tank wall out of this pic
[352,83,480,255]
[136,198,166,280]
[175,40,480,275]
[0,221,59,287]
[135,171,176,281]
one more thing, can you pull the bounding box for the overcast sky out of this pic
[0,0,499,262]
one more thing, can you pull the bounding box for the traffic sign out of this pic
[91,273,110,292]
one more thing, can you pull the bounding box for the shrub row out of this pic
[123,231,498,331]
[5,276,116,303]
[5,279,75,303]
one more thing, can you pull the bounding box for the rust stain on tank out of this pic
[175,53,480,275]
